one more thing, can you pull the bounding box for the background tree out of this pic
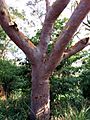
[0,0,90,120]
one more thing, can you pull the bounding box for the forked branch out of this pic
[38,0,70,53]
[46,0,90,73]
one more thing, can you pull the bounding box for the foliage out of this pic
[50,106,90,120]
[52,18,68,40]
[0,27,21,60]
[79,52,90,100]
[0,59,31,119]
[0,27,8,58]
[0,59,31,98]
[9,7,26,20]
[0,98,30,120]
[31,29,41,45]
[50,51,90,118]
[0,27,7,41]
[50,76,83,117]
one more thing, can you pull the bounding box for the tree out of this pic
[0,0,90,119]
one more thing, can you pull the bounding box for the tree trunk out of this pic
[30,65,50,120]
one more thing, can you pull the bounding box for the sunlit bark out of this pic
[61,37,90,61]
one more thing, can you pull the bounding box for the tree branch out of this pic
[46,0,90,73]
[83,22,90,28]
[38,0,70,53]
[61,37,90,61]
[0,0,37,63]
[45,0,50,12]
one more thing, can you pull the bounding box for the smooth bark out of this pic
[31,64,50,120]
[0,0,90,120]
[38,0,70,53]
[61,37,90,61]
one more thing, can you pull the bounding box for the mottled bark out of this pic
[30,61,50,120]
[0,0,90,120]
